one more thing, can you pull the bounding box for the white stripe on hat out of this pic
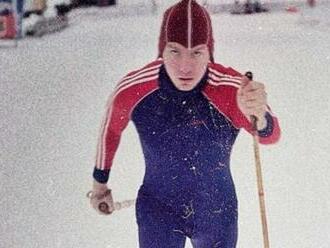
[187,0,192,49]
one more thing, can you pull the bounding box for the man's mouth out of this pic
[179,77,194,81]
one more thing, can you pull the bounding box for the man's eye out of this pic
[170,49,179,54]
[193,51,202,56]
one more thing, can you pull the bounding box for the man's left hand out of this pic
[237,76,268,130]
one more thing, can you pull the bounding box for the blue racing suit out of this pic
[93,59,280,247]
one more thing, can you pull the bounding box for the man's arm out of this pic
[93,90,131,183]
[206,63,281,144]
[235,75,281,144]
[90,88,131,215]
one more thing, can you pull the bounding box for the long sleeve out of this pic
[204,63,281,144]
[93,60,162,183]
[93,88,131,183]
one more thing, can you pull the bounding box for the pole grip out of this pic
[245,71,253,81]
[244,71,258,131]
[98,202,110,213]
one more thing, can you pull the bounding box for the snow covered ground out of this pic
[1,3,330,248]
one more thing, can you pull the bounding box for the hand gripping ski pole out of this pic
[87,190,136,214]
[245,72,270,248]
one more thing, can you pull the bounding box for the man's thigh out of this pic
[136,195,187,248]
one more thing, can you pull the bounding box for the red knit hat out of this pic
[158,0,214,62]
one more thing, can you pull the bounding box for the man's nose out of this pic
[179,56,193,74]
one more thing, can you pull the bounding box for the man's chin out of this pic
[177,84,195,91]
[175,79,198,91]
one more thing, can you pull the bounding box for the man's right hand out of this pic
[90,180,114,215]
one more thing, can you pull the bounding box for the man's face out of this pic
[163,42,210,91]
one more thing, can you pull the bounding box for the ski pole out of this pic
[86,190,136,213]
[245,71,270,248]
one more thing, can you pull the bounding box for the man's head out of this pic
[158,0,214,91]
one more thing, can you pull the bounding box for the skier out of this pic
[89,0,281,247]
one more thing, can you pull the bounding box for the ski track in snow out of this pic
[1,3,330,248]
